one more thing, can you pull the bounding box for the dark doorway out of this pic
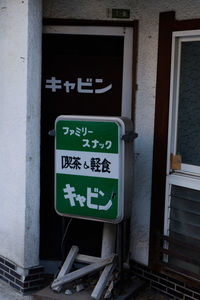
[40,31,124,260]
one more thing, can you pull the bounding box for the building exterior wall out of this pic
[0,0,42,269]
[43,0,200,266]
[1,0,200,277]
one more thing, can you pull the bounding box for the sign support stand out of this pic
[51,246,117,299]
[50,116,138,298]
[101,223,116,258]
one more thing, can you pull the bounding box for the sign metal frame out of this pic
[55,115,127,224]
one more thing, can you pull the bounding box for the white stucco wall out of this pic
[24,0,42,268]
[0,0,42,268]
[1,0,200,273]
[43,0,200,266]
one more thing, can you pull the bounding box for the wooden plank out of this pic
[51,254,115,289]
[51,245,79,291]
[57,246,79,278]
[91,261,116,300]
[75,254,102,264]
[104,280,114,299]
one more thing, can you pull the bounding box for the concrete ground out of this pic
[0,280,33,300]
[134,287,171,300]
[0,278,171,300]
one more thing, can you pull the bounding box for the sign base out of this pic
[51,246,117,300]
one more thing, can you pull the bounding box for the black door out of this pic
[40,32,124,260]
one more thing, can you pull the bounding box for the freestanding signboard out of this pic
[55,116,132,223]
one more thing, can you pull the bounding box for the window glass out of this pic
[177,41,200,166]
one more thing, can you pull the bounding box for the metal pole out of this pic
[101,223,116,258]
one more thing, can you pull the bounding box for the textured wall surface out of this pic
[24,0,42,268]
[0,0,28,268]
[2,0,200,273]
[43,0,200,265]
[0,0,42,268]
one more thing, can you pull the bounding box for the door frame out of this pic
[40,19,138,266]
[149,11,200,287]
[163,30,200,271]
[43,19,138,122]
[43,23,136,120]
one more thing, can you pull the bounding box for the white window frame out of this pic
[43,25,133,119]
[167,30,200,177]
[164,29,200,238]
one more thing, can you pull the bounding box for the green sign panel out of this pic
[55,116,125,223]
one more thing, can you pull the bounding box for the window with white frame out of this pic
[163,31,200,278]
